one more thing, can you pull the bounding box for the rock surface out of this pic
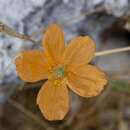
[0,0,130,101]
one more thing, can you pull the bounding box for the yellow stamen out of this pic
[54,79,61,87]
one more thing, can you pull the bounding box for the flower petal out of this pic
[67,65,107,97]
[37,80,69,120]
[43,24,65,64]
[15,50,49,82]
[63,36,95,66]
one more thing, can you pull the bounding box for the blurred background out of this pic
[0,0,130,130]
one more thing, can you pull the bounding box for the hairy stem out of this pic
[95,46,130,57]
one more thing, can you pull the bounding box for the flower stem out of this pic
[95,46,130,57]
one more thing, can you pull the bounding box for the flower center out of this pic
[48,65,66,82]
[48,66,67,86]
[54,66,65,78]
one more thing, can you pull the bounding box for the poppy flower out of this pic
[15,24,107,121]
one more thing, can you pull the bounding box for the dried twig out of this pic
[0,22,36,43]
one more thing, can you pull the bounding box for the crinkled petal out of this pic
[37,80,69,120]
[15,50,49,82]
[62,36,95,66]
[43,24,65,64]
[67,65,107,97]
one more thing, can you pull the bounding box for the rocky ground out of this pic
[0,0,130,130]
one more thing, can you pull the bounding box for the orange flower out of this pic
[15,24,107,120]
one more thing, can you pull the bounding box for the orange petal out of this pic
[43,24,65,64]
[67,65,107,97]
[15,50,49,82]
[37,80,69,120]
[62,36,95,66]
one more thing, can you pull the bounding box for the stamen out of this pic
[54,79,61,87]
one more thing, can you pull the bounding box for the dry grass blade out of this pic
[62,6,105,26]
[8,99,54,130]
[31,6,105,38]
[0,22,36,43]
[0,6,104,40]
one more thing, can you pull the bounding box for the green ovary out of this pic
[54,67,65,78]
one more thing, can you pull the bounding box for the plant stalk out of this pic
[95,46,130,57]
